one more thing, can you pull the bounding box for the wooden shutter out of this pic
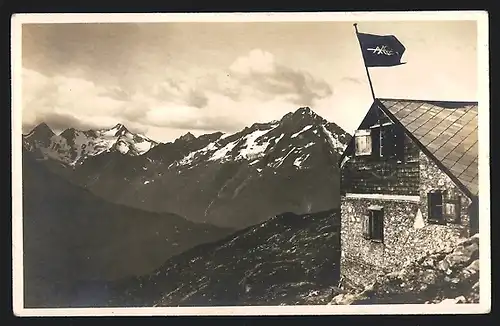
[427,191,443,221]
[371,127,381,158]
[454,198,462,223]
[355,130,372,156]
[370,209,384,242]
[362,215,371,239]
[380,126,393,158]
[443,193,461,223]
[393,127,405,161]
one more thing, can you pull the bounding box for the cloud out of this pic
[186,88,208,108]
[21,48,335,142]
[23,111,97,134]
[341,76,363,84]
[229,49,276,75]
[227,49,333,106]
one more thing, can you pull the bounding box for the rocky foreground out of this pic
[329,234,480,305]
[107,210,341,307]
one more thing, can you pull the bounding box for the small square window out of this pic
[428,190,461,224]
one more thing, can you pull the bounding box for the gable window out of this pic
[362,206,384,242]
[369,122,405,161]
[428,190,461,224]
[361,120,405,161]
[354,129,372,156]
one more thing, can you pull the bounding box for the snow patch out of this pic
[180,142,218,165]
[303,142,315,149]
[291,125,313,138]
[321,125,346,152]
[209,140,239,162]
[274,133,285,144]
[116,141,130,154]
[293,153,311,168]
[235,128,272,160]
[272,147,296,168]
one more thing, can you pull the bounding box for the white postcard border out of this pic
[11,11,490,316]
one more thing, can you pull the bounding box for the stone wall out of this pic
[340,152,472,288]
[419,152,472,234]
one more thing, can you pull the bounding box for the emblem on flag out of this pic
[352,23,407,100]
[356,32,406,67]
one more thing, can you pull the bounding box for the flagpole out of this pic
[353,23,376,100]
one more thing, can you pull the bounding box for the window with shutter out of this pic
[428,191,444,222]
[354,130,372,156]
[362,206,384,242]
[443,190,461,223]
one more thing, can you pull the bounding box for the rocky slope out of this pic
[23,122,158,166]
[49,107,351,229]
[329,234,480,305]
[22,150,233,308]
[101,216,480,308]
[105,209,341,307]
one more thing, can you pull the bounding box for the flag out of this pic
[356,32,406,67]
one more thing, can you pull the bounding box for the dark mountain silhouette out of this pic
[22,150,233,308]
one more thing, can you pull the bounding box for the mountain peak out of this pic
[295,107,319,118]
[179,132,196,142]
[279,107,325,129]
[112,123,129,133]
[26,122,55,138]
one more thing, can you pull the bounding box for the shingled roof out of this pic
[377,98,478,197]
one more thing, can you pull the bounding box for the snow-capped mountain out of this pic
[167,106,349,170]
[61,107,351,229]
[23,123,159,166]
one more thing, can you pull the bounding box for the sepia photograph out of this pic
[11,11,490,316]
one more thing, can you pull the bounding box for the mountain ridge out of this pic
[23,122,159,166]
[23,107,351,229]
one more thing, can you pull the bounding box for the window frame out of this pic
[427,190,444,223]
[354,129,373,156]
[362,206,384,243]
[427,190,462,224]
[443,190,462,223]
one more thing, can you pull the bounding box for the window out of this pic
[362,206,384,242]
[357,122,405,160]
[354,129,372,156]
[443,190,461,223]
[427,190,443,222]
[428,190,461,223]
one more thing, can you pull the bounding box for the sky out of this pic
[21,19,478,142]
